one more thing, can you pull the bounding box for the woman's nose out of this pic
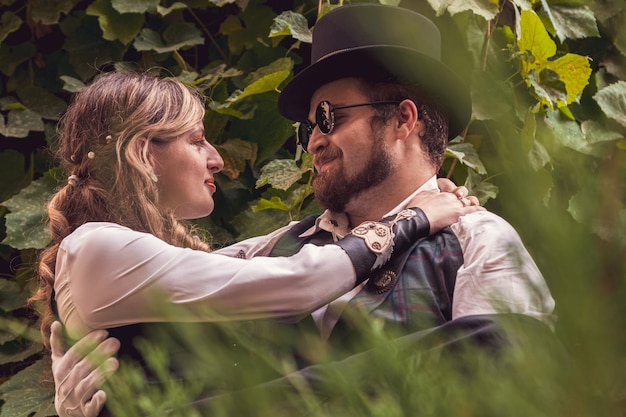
[207,144,224,173]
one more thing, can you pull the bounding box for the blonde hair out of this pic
[31,71,211,347]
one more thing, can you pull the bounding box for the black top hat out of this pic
[277,4,471,140]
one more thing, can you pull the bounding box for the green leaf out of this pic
[60,75,86,93]
[209,0,237,6]
[0,279,26,312]
[157,2,189,16]
[0,150,29,202]
[580,120,624,145]
[222,5,276,54]
[428,0,498,20]
[134,23,204,53]
[270,11,312,43]
[111,0,159,14]
[444,0,499,20]
[238,71,290,101]
[471,72,515,121]
[29,0,75,25]
[446,142,487,175]
[253,196,290,212]
[62,15,127,80]
[0,316,42,345]
[256,158,308,191]
[0,42,36,77]
[1,172,58,250]
[0,11,22,44]
[529,140,551,171]
[86,0,144,45]
[231,207,291,241]
[214,138,258,180]
[544,53,591,103]
[518,10,591,106]
[465,168,498,204]
[0,357,55,417]
[17,86,67,120]
[0,108,44,138]
[518,10,557,76]
[593,81,626,129]
[212,59,292,112]
[548,4,600,41]
[568,188,626,242]
[541,109,596,156]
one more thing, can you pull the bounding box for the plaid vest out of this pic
[269,214,465,359]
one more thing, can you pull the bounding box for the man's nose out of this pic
[306,127,329,154]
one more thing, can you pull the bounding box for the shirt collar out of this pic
[299,176,439,240]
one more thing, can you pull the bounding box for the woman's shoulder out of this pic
[61,222,152,253]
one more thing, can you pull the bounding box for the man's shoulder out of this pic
[450,210,522,243]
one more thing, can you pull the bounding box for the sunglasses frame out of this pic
[297,100,401,152]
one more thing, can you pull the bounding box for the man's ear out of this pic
[395,99,421,140]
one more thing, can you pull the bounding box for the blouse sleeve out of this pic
[54,223,355,338]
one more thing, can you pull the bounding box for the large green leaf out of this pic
[446,142,487,175]
[0,150,29,202]
[215,138,258,180]
[86,0,144,45]
[111,0,159,14]
[256,158,308,191]
[1,172,57,250]
[0,279,25,312]
[0,42,36,77]
[0,357,55,417]
[134,23,204,53]
[0,11,22,44]
[541,109,596,156]
[593,80,626,129]
[231,206,291,240]
[428,0,498,20]
[547,4,600,41]
[517,10,591,107]
[30,0,76,25]
[62,15,127,80]
[222,5,276,54]
[17,86,67,120]
[270,11,312,43]
[0,108,44,138]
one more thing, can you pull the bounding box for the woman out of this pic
[31,71,480,416]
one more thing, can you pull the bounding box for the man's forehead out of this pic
[309,78,365,108]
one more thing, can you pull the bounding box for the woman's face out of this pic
[150,122,224,219]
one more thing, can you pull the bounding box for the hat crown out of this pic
[311,5,441,64]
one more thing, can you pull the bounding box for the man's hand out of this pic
[51,321,120,417]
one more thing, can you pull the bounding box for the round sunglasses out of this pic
[297,100,400,152]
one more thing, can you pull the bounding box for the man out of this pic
[51,4,555,416]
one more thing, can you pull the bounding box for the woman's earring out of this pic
[151,173,158,183]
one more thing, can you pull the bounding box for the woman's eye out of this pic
[193,138,207,147]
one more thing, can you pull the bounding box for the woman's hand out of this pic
[51,321,120,417]
[407,186,484,234]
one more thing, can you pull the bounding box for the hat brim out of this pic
[278,46,471,140]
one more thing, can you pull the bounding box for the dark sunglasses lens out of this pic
[297,122,312,151]
[316,101,334,134]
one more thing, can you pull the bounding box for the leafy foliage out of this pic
[0,0,624,416]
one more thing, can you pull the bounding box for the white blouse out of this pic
[54,222,356,339]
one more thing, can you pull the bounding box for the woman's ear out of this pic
[395,99,421,140]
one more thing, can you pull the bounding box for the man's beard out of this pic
[313,131,394,213]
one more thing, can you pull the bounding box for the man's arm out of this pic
[50,321,120,417]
